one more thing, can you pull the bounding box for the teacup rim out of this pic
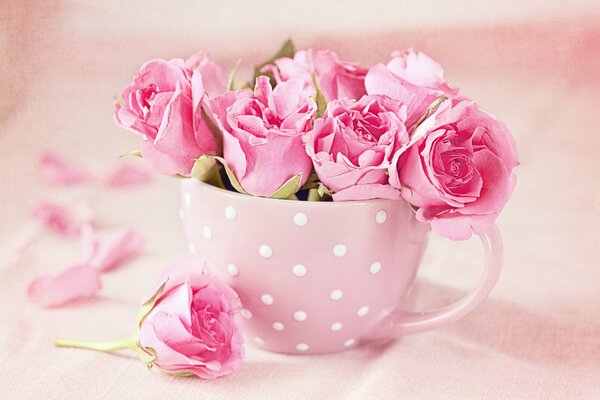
[182,178,408,208]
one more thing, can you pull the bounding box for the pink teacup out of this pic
[180,180,502,355]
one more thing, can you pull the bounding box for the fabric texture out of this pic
[0,1,599,399]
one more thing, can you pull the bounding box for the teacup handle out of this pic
[368,224,503,340]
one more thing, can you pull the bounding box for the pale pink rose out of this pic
[114,58,220,175]
[391,100,518,240]
[266,49,367,101]
[137,256,243,379]
[210,76,315,196]
[305,95,408,201]
[365,49,458,127]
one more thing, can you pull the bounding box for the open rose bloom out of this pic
[113,41,518,240]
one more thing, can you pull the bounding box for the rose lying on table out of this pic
[114,40,518,240]
[54,256,244,379]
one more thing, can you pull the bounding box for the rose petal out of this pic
[106,164,153,188]
[27,264,101,307]
[87,229,144,272]
[31,202,82,236]
[39,152,90,186]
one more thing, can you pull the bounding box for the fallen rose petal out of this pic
[39,152,90,186]
[31,202,82,236]
[106,163,153,188]
[87,229,144,272]
[27,264,101,307]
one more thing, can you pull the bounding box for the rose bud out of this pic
[54,256,244,379]
[390,99,519,240]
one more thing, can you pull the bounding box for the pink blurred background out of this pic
[1,1,599,399]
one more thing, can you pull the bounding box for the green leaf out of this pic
[415,96,447,127]
[136,280,168,328]
[227,60,242,91]
[119,150,143,159]
[252,39,295,86]
[311,74,327,118]
[269,174,302,199]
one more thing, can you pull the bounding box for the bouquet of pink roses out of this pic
[115,40,518,240]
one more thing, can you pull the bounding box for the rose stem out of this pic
[54,333,138,353]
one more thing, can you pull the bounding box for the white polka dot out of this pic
[272,322,285,331]
[259,245,273,259]
[241,308,252,319]
[202,226,212,240]
[375,209,387,224]
[369,262,382,275]
[292,264,307,277]
[330,290,343,301]
[333,244,347,257]
[357,306,369,317]
[178,208,184,220]
[261,294,274,305]
[293,212,308,227]
[225,205,237,220]
[254,337,265,345]
[293,311,307,321]
[330,322,343,332]
[343,338,356,347]
[189,243,196,254]
[296,343,309,352]
[184,192,191,207]
[227,264,239,277]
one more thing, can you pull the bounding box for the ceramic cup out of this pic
[180,180,502,355]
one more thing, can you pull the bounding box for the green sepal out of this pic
[114,96,125,108]
[136,280,168,328]
[269,174,302,199]
[165,371,195,377]
[119,150,143,159]
[136,344,157,368]
[317,182,332,198]
[415,96,447,127]
[311,74,327,119]
[191,156,217,180]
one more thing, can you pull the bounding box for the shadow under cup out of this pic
[180,179,432,355]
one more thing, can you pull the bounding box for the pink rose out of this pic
[305,95,408,201]
[365,49,458,127]
[137,256,244,379]
[114,57,221,175]
[391,100,518,240]
[266,49,367,101]
[210,76,315,196]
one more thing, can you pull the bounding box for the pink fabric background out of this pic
[1,1,599,398]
